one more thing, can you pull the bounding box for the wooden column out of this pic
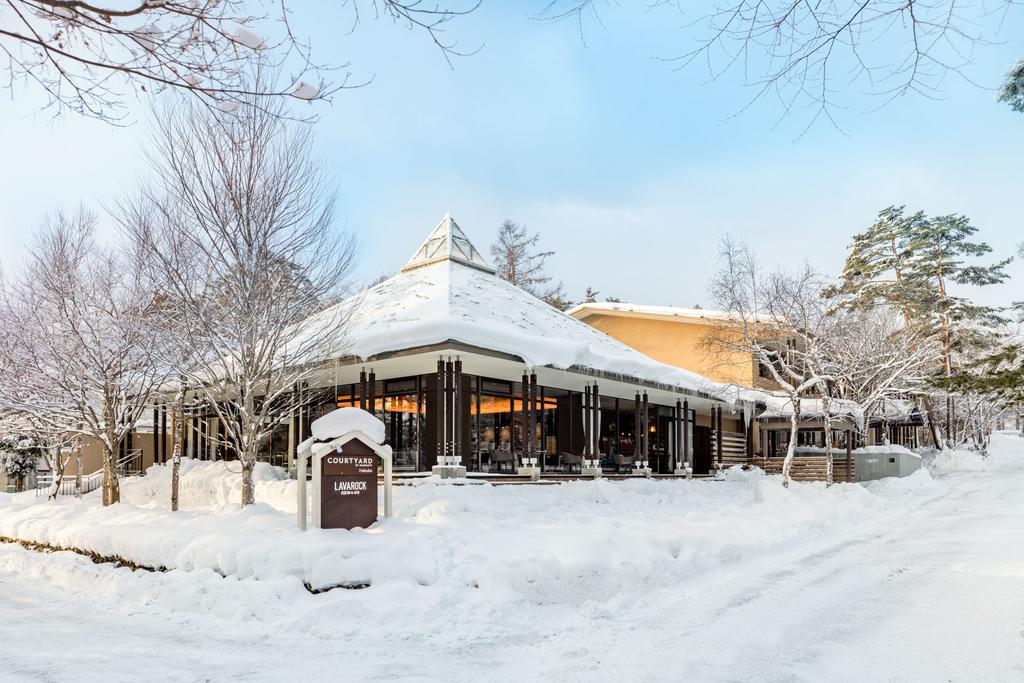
[674,400,682,471]
[682,400,690,468]
[642,392,650,465]
[161,404,168,464]
[368,370,376,418]
[716,406,723,465]
[520,374,528,464]
[634,392,641,463]
[152,406,161,464]
[454,359,463,466]
[583,384,591,462]
[530,373,539,467]
[846,430,853,482]
[359,369,367,411]
[436,359,446,466]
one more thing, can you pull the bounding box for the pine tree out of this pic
[490,220,567,308]
[583,286,600,303]
[824,206,929,321]
[830,207,1011,447]
[997,59,1024,113]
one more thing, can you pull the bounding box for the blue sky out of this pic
[1,2,1021,307]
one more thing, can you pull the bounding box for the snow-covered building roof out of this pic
[293,214,733,402]
[752,390,864,429]
[566,301,742,324]
[872,398,923,424]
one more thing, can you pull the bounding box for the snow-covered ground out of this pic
[2,433,1023,682]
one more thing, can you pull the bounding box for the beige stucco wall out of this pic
[62,432,162,476]
[578,312,767,388]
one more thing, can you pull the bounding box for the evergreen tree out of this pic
[831,207,1011,446]
[997,59,1024,113]
[490,220,567,308]
[824,206,929,321]
[582,286,600,304]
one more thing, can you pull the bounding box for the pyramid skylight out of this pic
[401,213,496,274]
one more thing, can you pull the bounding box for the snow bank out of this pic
[862,468,943,498]
[0,458,913,598]
[117,458,293,512]
[923,447,990,472]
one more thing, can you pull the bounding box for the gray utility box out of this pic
[854,449,922,482]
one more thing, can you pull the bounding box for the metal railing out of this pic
[35,449,144,497]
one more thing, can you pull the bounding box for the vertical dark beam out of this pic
[445,360,454,463]
[183,411,190,460]
[217,416,225,461]
[161,404,168,464]
[745,420,754,459]
[539,384,546,471]
[675,400,682,471]
[521,373,529,464]
[368,370,376,418]
[475,376,482,470]
[846,430,853,482]
[358,369,367,411]
[583,384,591,460]
[716,406,723,465]
[634,392,641,460]
[153,406,160,464]
[643,392,650,463]
[592,383,600,461]
[454,359,463,465]
[198,416,205,461]
[682,400,690,467]
[436,359,445,465]
[530,373,539,465]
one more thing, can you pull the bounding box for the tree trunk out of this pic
[921,396,945,451]
[75,445,83,497]
[101,443,121,506]
[781,400,800,488]
[241,456,255,507]
[47,444,70,501]
[240,388,256,507]
[170,382,185,512]
[14,476,25,493]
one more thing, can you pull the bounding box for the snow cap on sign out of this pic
[310,407,385,444]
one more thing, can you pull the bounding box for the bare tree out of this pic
[118,92,356,507]
[490,220,567,309]
[543,0,1015,125]
[0,0,478,121]
[0,208,166,505]
[0,411,79,500]
[828,307,943,441]
[707,236,841,486]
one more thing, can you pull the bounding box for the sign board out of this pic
[320,439,379,530]
[295,408,393,532]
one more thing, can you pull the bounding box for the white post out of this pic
[287,408,296,472]
[296,445,309,531]
[312,448,322,529]
[383,445,393,518]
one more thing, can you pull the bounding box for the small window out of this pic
[889,457,896,464]
[385,378,417,394]
[481,379,512,395]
